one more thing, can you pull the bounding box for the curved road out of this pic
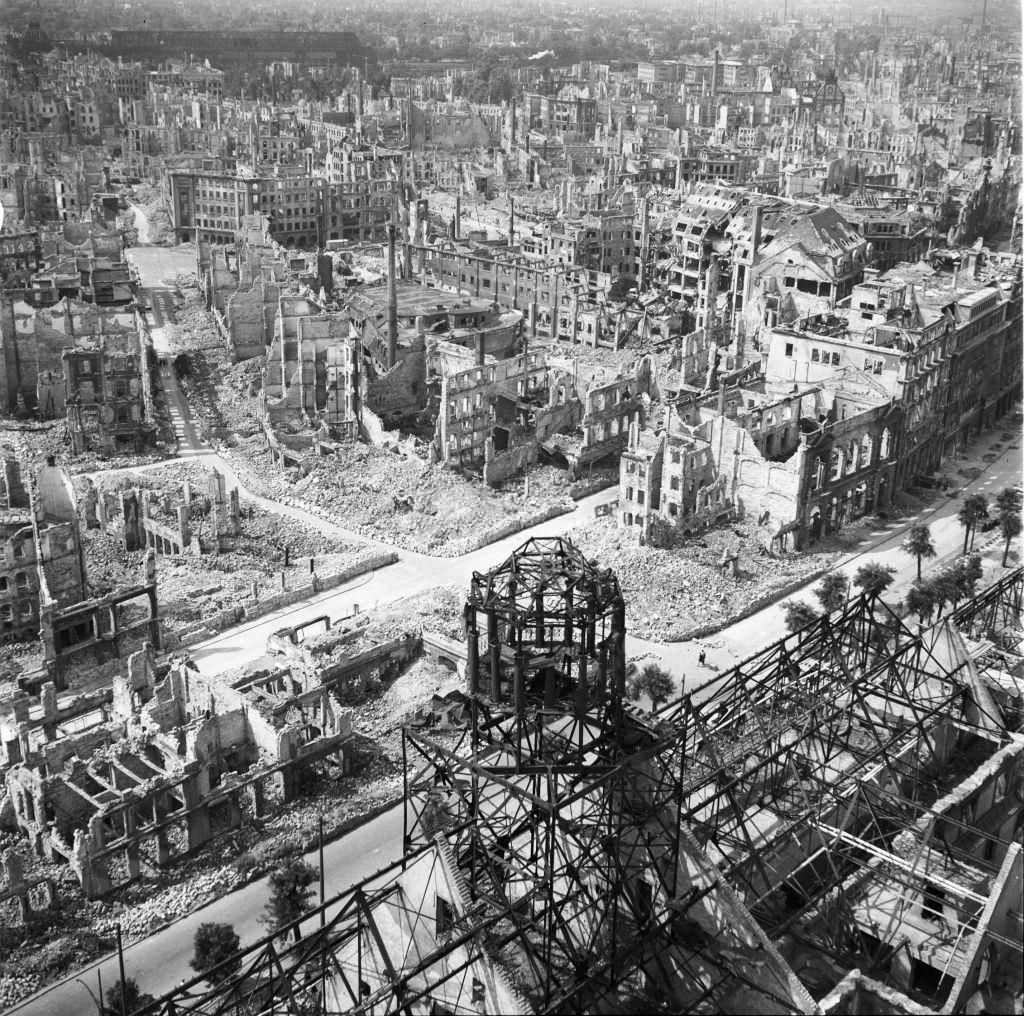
[9,248,1019,1015]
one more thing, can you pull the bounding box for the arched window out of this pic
[847,440,858,473]
[830,447,844,481]
[880,428,891,459]
[813,458,825,490]
[861,433,873,465]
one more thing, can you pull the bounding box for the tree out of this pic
[103,978,155,1016]
[958,493,989,554]
[783,600,819,634]
[814,571,849,614]
[1001,509,1021,566]
[929,570,959,618]
[994,486,1023,517]
[626,663,675,711]
[191,922,242,985]
[853,562,897,599]
[263,858,318,940]
[949,553,983,605]
[903,580,937,623]
[902,524,936,580]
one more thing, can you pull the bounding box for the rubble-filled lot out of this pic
[175,323,588,555]
[129,184,174,244]
[81,463,383,636]
[159,289,225,358]
[2,418,174,475]
[236,443,581,556]
[569,516,843,640]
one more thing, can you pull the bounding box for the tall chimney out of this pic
[639,197,650,289]
[454,194,461,241]
[386,224,398,368]
[508,197,515,249]
[510,98,517,145]
[743,204,763,308]
[712,50,720,99]
[749,204,763,259]
[717,381,726,416]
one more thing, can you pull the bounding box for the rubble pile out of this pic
[6,419,170,474]
[306,586,464,668]
[131,184,174,244]
[0,761,405,1008]
[81,466,381,633]
[220,433,576,555]
[570,517,841,640]
[160,292,223,355]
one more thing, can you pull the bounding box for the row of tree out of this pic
[782,484,1021,634]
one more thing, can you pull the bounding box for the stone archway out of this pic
[810,510,823,542]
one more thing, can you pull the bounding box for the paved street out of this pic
[11,242,1017,1015]
[11,806,404,1016]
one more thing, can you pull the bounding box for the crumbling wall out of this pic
[579,356,657,465]
[225,279,282,361]
[363,338,428,427]
[437,351,553,472]
[702,413,802,531]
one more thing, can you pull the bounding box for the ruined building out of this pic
[436,352,657,485]
[0,450,159,689]
[2,645,353,899]
[146,552,1024,1016]
[0,452,86,644]
[0,295,155,453]
[63,324,156,454]
[31,222,134,307]
[621,368,900,550]
[118,467,241,558]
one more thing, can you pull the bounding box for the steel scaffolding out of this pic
[139,563,1024,1016]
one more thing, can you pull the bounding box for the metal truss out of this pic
[138,565,1024,1016]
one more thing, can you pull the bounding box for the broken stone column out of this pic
[83,480,99,530]
[182,768,211,850]
[76,821,111,899]
[229,488,241,535]
[11,694,30,725]
[16,722,30,764]
[123,806,141,880]
[40,682,57,728]
[177,505,191,551]
[97,493,108,532]
[208,469,230,542]
[3,850,32,921]
[122,490,142,551]
[247,779,267,818]
[227,791,243,829]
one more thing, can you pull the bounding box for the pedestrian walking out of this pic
[698,649,707,667]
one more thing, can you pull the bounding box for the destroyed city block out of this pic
[0,1,1021,1014]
